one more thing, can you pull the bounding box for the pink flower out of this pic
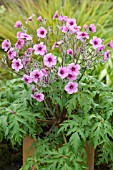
[58,15,68,22]
[25,14,35,24]
[30,70,43,83]
[14,21,22,28]
[17,32,22,38]
[89,24,96,33]
[15,39,25,49]
[41,69,48,77]
[23,58,31,65]
[44,53,57,68]
[53,10,58,20]
[60,25,69,33]
[67,73,77,81]
[22,74,32,85]
[67,18,76,27]
[20,33,32,40]
[90,36,102,49]
[98,45,105,52]
[52,40,63,50]
[37,16,43,21]
[77,32,89,41]
[2,39,11,51]
[69,25,81,34]
[34,42,47,55]
[67,63,80,76]
[7,48,16,60]
[31,93,44,102]
[12,59,23,72]
[24,52,27,57]
[37,27,47,38]
[31,86,35,93]
[65,82,78,94]
[108,40,113,49]
[83,24,88,30]
[27,47,34,54]
[67,49,73,55]
[104,50,110,61]
[58,67,68,79]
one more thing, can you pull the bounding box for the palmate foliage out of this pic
[1,75,113,169]
[0,0,113,85]
[21,141,87,170]
[0,78,45,145]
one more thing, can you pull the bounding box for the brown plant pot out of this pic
[86,143,95,170]
[23,135,36,170]
[23,135,94,170]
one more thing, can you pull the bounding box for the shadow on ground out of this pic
[0,140,22,170]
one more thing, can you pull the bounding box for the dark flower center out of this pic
[81,33,86,36]
[68,74,72,78]
[70,21,74,25]
[89,27,92,31]
[37,95,40,98]
[70,85,73,89]
[41,31,44,35]
[38,47,42,51]
[107,53,109,58]
[35,74,39,78]
[48,57,52,62]
[60,70,64,74]
[18,41,22,45]
[94,41,98,45]
[72,67,75,71]
[6,44,9,47]
[9,51,12,55]
[16,62,20,66]
[25,78,28,81]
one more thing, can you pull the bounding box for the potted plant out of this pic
[1,11,113,170]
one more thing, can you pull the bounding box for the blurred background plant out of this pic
[0,0,113,84]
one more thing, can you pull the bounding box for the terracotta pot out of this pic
[23,135,36,170]
[86,143,95,170]
[23,136,94,170]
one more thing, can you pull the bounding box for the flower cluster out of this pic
[1,11,113,102]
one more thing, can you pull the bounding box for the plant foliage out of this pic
[1,75,113,169]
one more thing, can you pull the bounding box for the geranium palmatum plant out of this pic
[1,11,113,169]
